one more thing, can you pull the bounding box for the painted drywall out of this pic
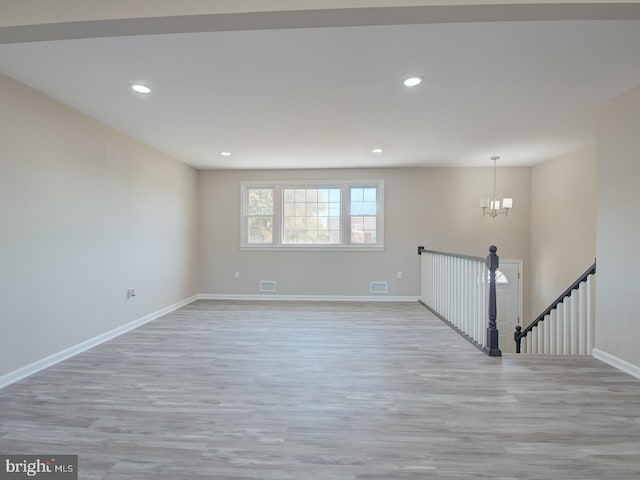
[0,73,199,378]
[198,167,531,318]
[595,84,640,369]
[529,146,597,320]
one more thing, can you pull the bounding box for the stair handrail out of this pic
[514,260,596,353]
[417,246,485,262]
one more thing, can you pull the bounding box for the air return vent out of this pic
[370,281,388,294]
[259,280,277,293]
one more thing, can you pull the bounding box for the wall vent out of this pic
[370,281,388,294]
[259,280,277,293]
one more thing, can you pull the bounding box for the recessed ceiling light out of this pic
[220,151,231,157]
[372,148,383,154]
[130,84,151,94]
[403,76,423,87]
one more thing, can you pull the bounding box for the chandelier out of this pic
[481,155,513,218]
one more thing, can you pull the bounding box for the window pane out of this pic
[248,216,273,243]
[295,189,306,202]
[282,187,341,244]
[350,186,378,244]
[283,189,294,203]
[351,215,377,244]
[284,204,295,217]
[283,217,295,242]
[248,188,273,215]
[363,188,377,202]
[317,189,329,202]
[364,202,377,215]
[306,189,318,203]
[350,186,378,216]
[364,217,377,230]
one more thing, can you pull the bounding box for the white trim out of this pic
[501,259,524,328]
[0,295,198,390]
[198,293,419,302]
[240,245,385,252]
[592,348,640,380]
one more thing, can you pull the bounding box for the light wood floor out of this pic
[1,300,640,479]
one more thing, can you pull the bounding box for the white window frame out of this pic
[241,180,384,251]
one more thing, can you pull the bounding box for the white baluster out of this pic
[556,303,569,355]
[578,282,586,355]
[537,321,544,354]
[570,294,578,355]
[448,257,453,325]
[435,254,440,314]
[462,260,468,335]
[453,257,459,328]
[549,311,557,354]
[530,328,538,354]
[477,259,482,343]
[587,274,595,354]
[552,309,561,355]
[482,264,488,347]
[473,263,484,343]
[544,315,551,354]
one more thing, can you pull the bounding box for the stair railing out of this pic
[419,245,501,357]
[514,262,596,354]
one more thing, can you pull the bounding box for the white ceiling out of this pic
[1,13,640,168]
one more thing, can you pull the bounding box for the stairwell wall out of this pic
[530,146,597,319]
[594,84,640,371]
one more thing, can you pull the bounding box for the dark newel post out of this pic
[514,325,522,353]
[483,245,502,357]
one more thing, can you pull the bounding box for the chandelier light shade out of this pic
[481,155,513,218]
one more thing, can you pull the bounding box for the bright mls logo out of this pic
[0,456,77,480]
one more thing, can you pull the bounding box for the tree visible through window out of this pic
[247,188,274,243]
[283,188,341,244]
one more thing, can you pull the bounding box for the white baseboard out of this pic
[0,295,199,390]
[592,348,640,380]
[197,293,420,302]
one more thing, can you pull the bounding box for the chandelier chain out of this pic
[492,157,498,208]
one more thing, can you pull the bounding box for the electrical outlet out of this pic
[127,288,136,299]
[235,272,240,279]
[397,272,403,280]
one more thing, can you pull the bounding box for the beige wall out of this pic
[594,84,640,368]
[530,146,597,318]
[0,73,199,377]
[198,166,531,317]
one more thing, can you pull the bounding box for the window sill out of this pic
[240,245,385,252]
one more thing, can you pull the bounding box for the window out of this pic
[246,188,274,244]
[282,187,341,244]
[350,187,378,244]
[241,180,384,250]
